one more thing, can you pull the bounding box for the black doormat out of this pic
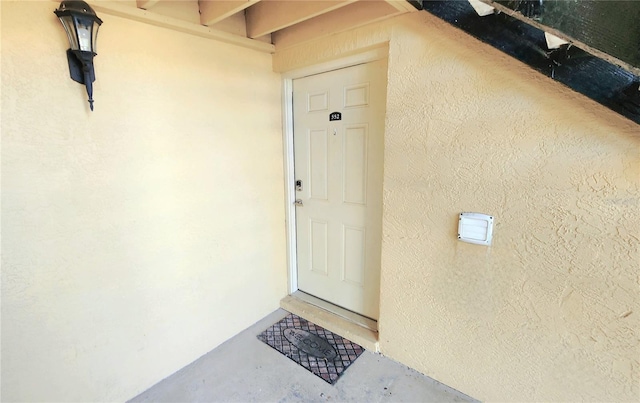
[257,313,364,384]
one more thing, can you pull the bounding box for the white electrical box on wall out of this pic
[458,212,494,246]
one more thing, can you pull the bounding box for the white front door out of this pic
[293,60,387,320]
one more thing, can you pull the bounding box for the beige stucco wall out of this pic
[1,1,286,401]
[275,12,639,402]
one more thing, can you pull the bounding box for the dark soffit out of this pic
[409,0,639,124]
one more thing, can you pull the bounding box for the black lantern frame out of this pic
[55,1,103,111]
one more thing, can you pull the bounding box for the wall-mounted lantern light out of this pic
[54,1,102,111]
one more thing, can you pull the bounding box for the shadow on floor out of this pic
[129,309,478,403]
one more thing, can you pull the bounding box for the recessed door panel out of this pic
[308,91,328,112]
[344,83,369,108]
[343,125,368,205]
[309,129,328,200]
[343,225,365,286]
[310,219,328,275]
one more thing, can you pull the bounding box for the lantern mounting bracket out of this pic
[65,49,97,110]
[66,49,96,86]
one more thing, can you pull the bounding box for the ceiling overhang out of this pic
[84,0,420,52]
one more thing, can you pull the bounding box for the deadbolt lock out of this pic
[295,180,303,191]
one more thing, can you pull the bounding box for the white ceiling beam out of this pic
[384,0,420,13]
[468,0,495,16]
[86,0,274,53]
[136,0,161,10]
[199,0,262,26]
[273,0,403,49]
[246,0,356,39]
[544,32,569,50]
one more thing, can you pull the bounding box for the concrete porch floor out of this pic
[129,309,478,403]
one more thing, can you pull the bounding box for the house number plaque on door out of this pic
[329,112,342,121]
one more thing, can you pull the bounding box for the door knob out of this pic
[294,199,304,206]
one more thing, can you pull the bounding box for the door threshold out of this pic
[293,291,378,331]
[280,292,379,352]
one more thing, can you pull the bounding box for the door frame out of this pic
[282,45,389,295]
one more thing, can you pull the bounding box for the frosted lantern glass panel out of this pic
[76,19,92,51]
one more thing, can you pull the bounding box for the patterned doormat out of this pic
[257,313,364,384]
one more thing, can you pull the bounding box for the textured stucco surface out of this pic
[1,2,286,401]
[275,12,639,402]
